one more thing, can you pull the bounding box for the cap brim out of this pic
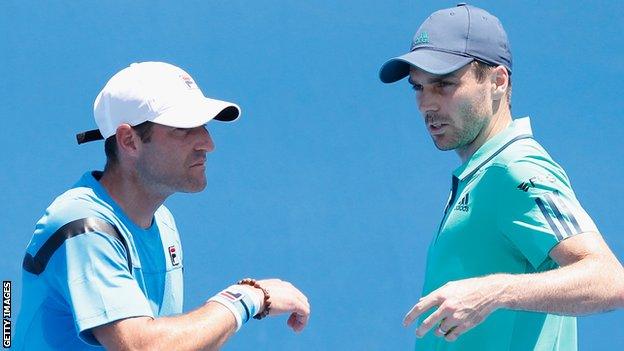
[152,96,241,129]
[77,96,241,145]
[379,49,474,83]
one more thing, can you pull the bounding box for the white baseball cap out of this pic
[77,61,241,144]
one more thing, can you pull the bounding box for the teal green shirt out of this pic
[416,118,598,351]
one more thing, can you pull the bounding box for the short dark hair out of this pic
[471,60,512,109]
[104,121,155,171]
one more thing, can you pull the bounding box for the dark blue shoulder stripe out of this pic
[535,198,564,241]
[23,217,132,275]
[544,193,574,238]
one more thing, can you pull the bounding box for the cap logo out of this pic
[180,74,198,90]
[411,31,429,49]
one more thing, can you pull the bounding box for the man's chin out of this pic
[178,179,207,193]
[432,138,458,151]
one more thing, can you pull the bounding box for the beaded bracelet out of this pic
[238,278,271,319]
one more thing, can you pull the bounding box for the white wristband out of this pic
[237,284,263,317]
[208,285,259,331]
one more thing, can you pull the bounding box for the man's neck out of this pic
[99,168,168,229]
[456,107,512,163]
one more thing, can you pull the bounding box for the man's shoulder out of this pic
[487,138,565,178]
[47,186,115,226]
[478,138,573,197]
[494,137,548,164]
[27,183,120,252]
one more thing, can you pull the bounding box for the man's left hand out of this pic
[403,275,510,342]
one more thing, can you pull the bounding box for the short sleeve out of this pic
[491,159,598,269]
[45,231,153,346]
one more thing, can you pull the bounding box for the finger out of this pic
[434,317,456,337]
[434,323,446,337]
[292,309,309,327]
[404,295,440,327]
[289,286,311,317]
[287,313,297,330]
[287,313,296,328]
[284,291,310,328]
[292,283,310,307]
[415,307,448,338]
[289,284,310,308]
[288,312,307,332]
[444,326,463,342]
[280,292,310,320]
[294,308,310,328]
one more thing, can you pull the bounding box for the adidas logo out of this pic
[517,182,532,192]
[454,193,469,212]
[411,31,429,49]
[518,174,556,192]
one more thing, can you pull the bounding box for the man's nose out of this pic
[196,126,215,152]
[417,88,439,114]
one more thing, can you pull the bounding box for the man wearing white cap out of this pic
[380,4,624,351]
[15,62,310,350]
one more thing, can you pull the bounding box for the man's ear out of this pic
[115,124,141,158]
[490,65,509,101]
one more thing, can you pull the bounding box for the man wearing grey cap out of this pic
[15,62,310,350]
[380,4,624,350]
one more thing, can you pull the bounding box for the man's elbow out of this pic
[92,317,159,351]
[615,265,624,308]
[601,256,624,310]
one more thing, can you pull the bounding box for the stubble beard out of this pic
[136,155,207,196]
[428,96,490,152]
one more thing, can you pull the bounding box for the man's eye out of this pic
[437,81,454,88]
[411,84,423,92]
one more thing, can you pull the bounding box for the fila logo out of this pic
[179,75,198,90]
[168,245,181,266]
[454,193,469,212]
[220,290,243,302]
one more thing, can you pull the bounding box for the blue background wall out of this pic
[1,1,623,349]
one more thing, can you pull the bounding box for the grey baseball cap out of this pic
[379,3,512,83]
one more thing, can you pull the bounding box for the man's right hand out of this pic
[252,279,311,332]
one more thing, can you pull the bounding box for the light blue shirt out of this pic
[14,171,184,350]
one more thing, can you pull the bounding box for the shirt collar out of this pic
[453,117,533,181]
[78,171,108,198]
[77,171,157,231]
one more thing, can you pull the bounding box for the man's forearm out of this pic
[404,232,624,341]
[495,254,624,315]
[94,301,237,351]
[95,278,311,350]
[144,302,236,350]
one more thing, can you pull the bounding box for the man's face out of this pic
[408,63,492,153]
[135,124,215,195]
